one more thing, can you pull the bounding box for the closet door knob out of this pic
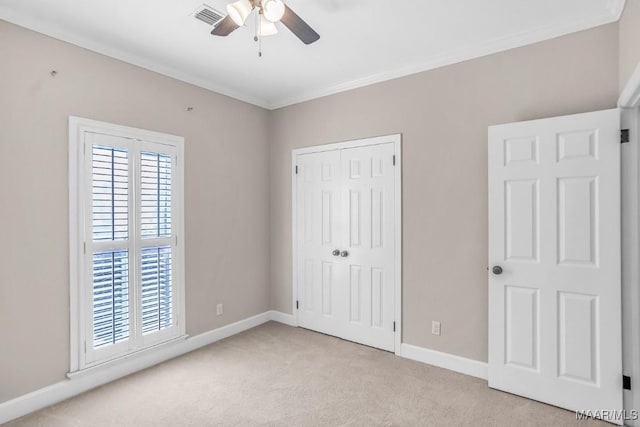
[492,266,503,275]
[340,250,349,257]
[332,249,340,256]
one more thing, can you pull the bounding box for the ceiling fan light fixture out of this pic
[227,0,253,26]
[259,15,278,36]
[262,0,285,22]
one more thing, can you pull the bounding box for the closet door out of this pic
[339,143,396,351]
[296,150,348,336]
[296,142,396,352]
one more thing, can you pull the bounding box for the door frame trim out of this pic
[620,107,639,424]
[291,134,402,355]
[620,69,640,424]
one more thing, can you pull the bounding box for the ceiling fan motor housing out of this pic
[213,0,320,45]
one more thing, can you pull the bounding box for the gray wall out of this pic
[0,20,270,403]
[620,0,640,92]
[269,24,619,363]
[0,16,624,405]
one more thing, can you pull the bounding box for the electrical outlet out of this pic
[431,321,441,336]
[216,303,223,316]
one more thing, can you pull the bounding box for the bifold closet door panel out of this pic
[296,150,349,335]
[339,143,395,351]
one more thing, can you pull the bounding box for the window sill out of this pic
[66,334,188,380]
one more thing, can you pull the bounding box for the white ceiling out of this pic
[0,0,625,109]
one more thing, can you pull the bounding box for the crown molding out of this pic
[609,0,627,20]
[1,1,625,111]
[0,9,271,109]
[267,9,622,109]
[619,62,640,108]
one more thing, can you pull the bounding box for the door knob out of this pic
[340,250,349,257]
[332,249,340,256]
[492,266,503,275]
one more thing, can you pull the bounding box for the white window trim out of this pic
[69,116,186,374]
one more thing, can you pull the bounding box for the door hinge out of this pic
[622,129,630,144]
[83,242,86,254]
[392,155,396,166]
[295,165,298,174]
[393,321,396,332]
[296,300,299,310]
[84,340,87,353]
[624,375,632,390]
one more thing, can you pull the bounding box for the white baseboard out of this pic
[186,312,272,351]
[0,310,484,424]
[271,311,487,381]
[400,343,488,380]
[0,311,273,424]
[268,310,297,326]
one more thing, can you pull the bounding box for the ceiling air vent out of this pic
[194,5,225,26]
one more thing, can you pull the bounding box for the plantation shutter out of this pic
[92,250,129,347]
[90,143,131,350]
[84,132,179,364]
[140,152,174,335]
[71,118,183,372]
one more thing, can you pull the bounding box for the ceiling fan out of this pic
[211,0,320,45]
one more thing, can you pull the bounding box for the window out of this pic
[69,118,185,371]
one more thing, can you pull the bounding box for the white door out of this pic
[296,150,345,338]
[296,142,397,351]
[488,109,622,421]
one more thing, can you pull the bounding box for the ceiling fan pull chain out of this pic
[254,10,259,42]
[258,12,263,57]
[253,9,262,58]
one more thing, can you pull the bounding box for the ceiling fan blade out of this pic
[211,15,240,37]
[280,5,320,45]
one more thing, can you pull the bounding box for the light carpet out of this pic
[6,322,608,426]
